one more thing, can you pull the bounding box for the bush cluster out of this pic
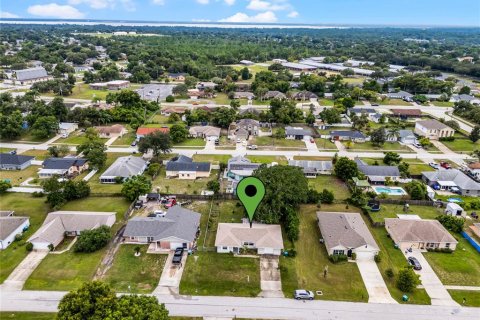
[328,254,348,263]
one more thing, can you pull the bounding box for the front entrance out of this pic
[347,249,353,257]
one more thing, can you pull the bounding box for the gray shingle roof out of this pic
[228,156,261,171]
[15,67,48,81]
[166,155,210,172]
[416,119,452,130]
[0,216,29,240]
[288,160,333,173]
[317,212,378,252]
[0,153,34,166]
[350,108,376,114]
[124,206,201,242]
[387,90,413,98]
[330,130,366,139]
[385,219,458,244]
[355,158,400,177]
[100,156,147,179]
[285,126,311,136]
[422,169,480,191]
[43,157,87,170]
[398,130,415,139]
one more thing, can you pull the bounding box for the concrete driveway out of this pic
[404,250,458,306]
[356,259,397,304]
[1,250,49,291]
[153,251,187,295]
[259,256,283,298]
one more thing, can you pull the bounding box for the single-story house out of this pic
[225,156,261,193]
[445,202,466,217]
[317,211,379,260]
[282,62,317,73]
[288,160,333,177]
[422,169,480,196]
[385,218,458,251]
[196,82,217,91]
[161,107,187,116]
[13,67,51,85]
[285,126,311,140]
[189,126,221,141]
[233,92,255,100]
[291,91,318,101]
[94,124,127,138]
[106,80,130,90]
[39,157,88,179]
[136,127,170,139]
[123,206,201,250]
[215,222,284,255]
[168,73,188,81]
[330,130,366,142]
[89,82,108,90]
[348,108,385,124]
[355,158,400,184]
[0,153,34,170]
[466,162,480,180]
[100,156,147,183]
[263,91,286,100]
[450,94,480,105]
[0,215,30,250]
[165,155,211,179]
[28,211,116,250]
[424,94,443,101]
[236,119,260,136]
[240,60,254,65]
[414,119,454,140]
[0,211,14,217]
[398,130,417,144]
[386,90,413,102]
[58,122,78,137]
[390,109,422,120]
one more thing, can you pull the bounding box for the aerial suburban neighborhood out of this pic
[0,4,479,320]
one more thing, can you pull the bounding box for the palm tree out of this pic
[387,127,400,142]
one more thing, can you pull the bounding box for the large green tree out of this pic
[334,157,359,181]
[169,124,189,143]
[138,132,172,157]
[121,175,152,201]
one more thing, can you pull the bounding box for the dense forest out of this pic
[1,24,480,79]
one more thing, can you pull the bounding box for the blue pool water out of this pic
[373,186,407,195]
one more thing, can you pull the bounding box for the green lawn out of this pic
[441,136,480,152]
[174,138,206,147]
[245,155,288,165]
[448,290,480,307]
[293,156,333,161]
[369,226,431,304]
[24,247,107,291]
[20,149,51,160]
[192,154,232,164]
[111,132,136,146]
[68,83,109,100]
[369,204,444,224]
[307,175,351,201]
[359,158,433,176]
[213,93,231,105]
[432,101,454,107]
[0,312,55,320]
[180,252,261,297]
[0,165,40,186]
[55,132,108,145]
[319,98,334,106]
[424,236,480,286]
[343,141,413,152]
[0,147,14,153]
[316,138,337,149]
[104,244,166,293]
[0,193,50,283]
[252,136,306,148]
[152,167,218,194]
[380,99,413,106]
[280,205,368,302]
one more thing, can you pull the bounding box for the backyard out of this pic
[104,244,166,293]
[280,205,368,302]
[307,175,351,201]
[151,168,219,194]
[0,165,41,186]
[179,252,261,297]
[368,204,444,224]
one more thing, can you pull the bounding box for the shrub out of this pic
[73,226,111,253]
[329,254,348,263]
[165,95,175,102]
[436,215,464,233]
[396,267,420,292]
[426,247,453,253]
[439,136,455,142]
[32,191,45,197]
[386,268,394,279]
[374,253,382,263]
[351,252,357,260]
[14,233,23,241]
[26,242,33,252]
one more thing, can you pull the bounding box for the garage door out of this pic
[170,242,183,249]
[355,251,375,261]
[262,247,274,255]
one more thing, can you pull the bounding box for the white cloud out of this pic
[196,0,209,4]
[27,3,85,19]
[219,11,277,23]
[0,11,20,18]
[192,18,212,22]
[246,0,289,11]
[224,0,235,5]
[287,10,298,18]
[68,0,113,9]
[152,0,165,5]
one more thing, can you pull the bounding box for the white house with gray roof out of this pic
[288,160,333,177]
[386,90,413,102]
[422,169,480,196]
[317,212,379,260]
[0,215,30,250]
[123,206,200,251]
[414,119,454,140]
[165,155,211,179]
[355,158,400,184]
[285,126,311,140]
[100,156,147,183]
[12,67,51,85]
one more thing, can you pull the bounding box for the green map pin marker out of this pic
[236,177,265,228]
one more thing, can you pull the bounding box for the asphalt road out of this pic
[0,290,478,320]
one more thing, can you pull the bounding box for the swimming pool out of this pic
[373,186,408,196]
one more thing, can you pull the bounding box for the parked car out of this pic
[214,139,219,145]
[131,141,137,147]
[440,162,452,169]
[153,210,167,217]
[172,247,184,264]
[9,150,17,155]
[429,162,439,169]
[134,200,144,209]
[164,198,177,208]
[310,138,315,143]
[294,289,314,300]
[247,144,257,150]
[413,142,422,149]
[408,257,422,270]
[371,103,379,106]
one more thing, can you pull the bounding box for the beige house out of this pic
[414,120,455,140]
[317,212,379,260]
[189,126,221,141]
[215,222,284,255]
[28,211,116,250]
[385,218,458,251]
[95,124,127,138]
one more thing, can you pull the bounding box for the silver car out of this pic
[294,289,314,300]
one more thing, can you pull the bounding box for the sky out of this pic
[0,0,479,26]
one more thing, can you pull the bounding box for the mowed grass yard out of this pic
[369,204,444,224]
[152,167,219,194]
[343,141,413,152]
[20,149,51,160]
[0,165,41,186]
[252,136,306,149]
[440,135,480,152]
[54,131,109,145]
[380,99,412,106]
[448,290,480,307]
[24,196,130,291]
[104,244,166,293]
[0,312,55,320]
[424,236,480,286]
[360,158,434,176]
[173,138,206,147]
[280,205,368,302]
[307,175,351,201]
[0,193,50,283]
[180,252,261,297]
